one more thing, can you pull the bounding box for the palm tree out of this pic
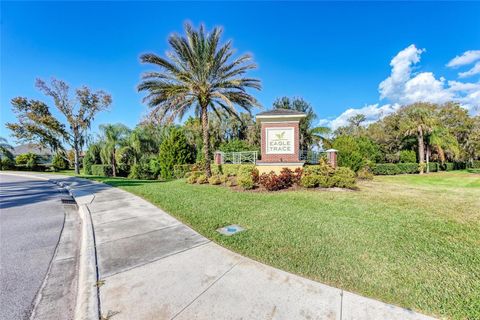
[309,126,332,150]
[137,23,261,176]
[99,124,130,177]
[426,126,460,172]
[0,137,14,160]
[400,103,436,174]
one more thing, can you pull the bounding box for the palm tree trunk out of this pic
[201,106,212,177]
[112,147,116,177]
[418,126,425,174]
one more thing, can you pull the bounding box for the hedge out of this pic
[471,160,480,169]
[13,164,49,172]
[91,164,113,176]
[372,163,403,175]
[211,164,256,177]
[372,163,419,175]
[173,164,195,179]
[372,162,471,175]
[427,162,439,172]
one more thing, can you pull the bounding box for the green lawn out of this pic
[81,171,478,319]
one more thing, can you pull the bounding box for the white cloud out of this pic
[379,44,425,102]
[318,45,480,129]
[448,80,480,92]
[446,50,480,68]
[319,103,400,130]
[459,62,480,78]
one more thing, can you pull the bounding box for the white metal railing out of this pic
[218,151,258,164]
[299,150,327,164]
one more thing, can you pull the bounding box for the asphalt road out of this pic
[0,174,66,320]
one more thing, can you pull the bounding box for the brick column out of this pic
[326,149,338,168]
[214,152,223,165]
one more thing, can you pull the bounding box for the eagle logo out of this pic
[275,131,286,140]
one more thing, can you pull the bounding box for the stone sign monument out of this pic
[256,109,307,174]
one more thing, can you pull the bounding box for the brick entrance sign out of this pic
[256,109,307,174]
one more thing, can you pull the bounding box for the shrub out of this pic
[186,171,202,184]
[91,164,112,176]
[82,153,94,175]
[444,162,454,171]
[427,162,439,172]
[300,174,319,188]
[470,160,480,169]
[210,164,257,177]
[331,167,356,189]
[236,166,258,190]
[372,163,422,175]
[317,174,335,188]
[208,175,222,185]
[196,174,208,184]
[148,158,162,178]
[357,167,374,180]
[83,143,102,175]
[0,157,14,170]
[372,163,402,175]
[127,160,153,179]
[15,152,38,168]
[157,128,195,179]
[332,135,381,172]
[238,172,255,190]
[116,146,135,176]
[397,163,419,174]
[186,175,197,184]
[174,164,195,179]
[219,139,255,153]
[293,168,303,184]
[259,172,282,191]
[399,150,417,163]
[51,154,68,171]
[301,161,335,188]
[225,179,236,187]
[220,174,229,184]
[278,168,295,189]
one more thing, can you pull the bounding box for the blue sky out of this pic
[1,1,480,143]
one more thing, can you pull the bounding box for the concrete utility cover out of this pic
[216,224,245,236]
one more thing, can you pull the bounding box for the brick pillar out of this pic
[326,149,338,168]
[214,152,223,165]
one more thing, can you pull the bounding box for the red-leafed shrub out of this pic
[293,167,303,184]
[278,168,294,189]
[259,168,299,191]
[259,171,282,191]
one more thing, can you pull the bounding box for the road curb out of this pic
[74,204,100,320]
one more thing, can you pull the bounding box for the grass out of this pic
[58,170,480,318]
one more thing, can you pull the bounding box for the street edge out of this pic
[74,204,100,320]
[0,172,99,320]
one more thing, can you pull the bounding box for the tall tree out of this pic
[99,123,130,177]
[137,23,261,176]
[438,102,474,161]
[7,79,112,174]
[399,103,436,174]
[273,97,330,150]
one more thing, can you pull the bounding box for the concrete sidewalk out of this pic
[6,172,436,320]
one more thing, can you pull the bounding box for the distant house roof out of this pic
[13,143,53,156]
[256,109,307,117]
